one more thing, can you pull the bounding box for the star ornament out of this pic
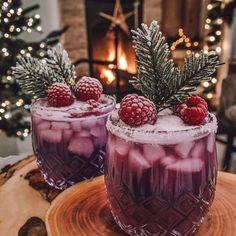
[99,0,134,35]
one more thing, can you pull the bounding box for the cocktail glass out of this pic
[105,110,217,236]
[31,95,115,190]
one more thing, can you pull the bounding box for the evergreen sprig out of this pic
[12,44,76,98]
[47,44,77,91]
[131,21,220,110]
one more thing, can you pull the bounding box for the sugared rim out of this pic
[106,109,218,145]
[30,95,116,121]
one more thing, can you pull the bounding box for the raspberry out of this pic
[177,96,208,125]
[118,94,157,127]
[48,83,74,107]
[75,77,103,101]
[87,99,99,108]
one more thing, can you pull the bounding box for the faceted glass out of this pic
[105,111,217,236]
[31,96,115,190]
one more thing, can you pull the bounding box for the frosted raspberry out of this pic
[75,77,103,101]
[178,96,208,125]
[118,94,157,127]
[48,83,74,107]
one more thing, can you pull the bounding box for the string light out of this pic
[9,9,14,14]
[36,26,42,31]
[9,25,15,32]
[16,27,21,32]
[4,33,9,38]
[20,49,25,54]
[27,28,32,33]
[16,99,24,107]
[216,46,221,53]
[216,18,223,25]
[4,18,9,23]
[2,48,7,53]
[216,30,221,36]
[171,28,199,53]
[205,24,210,30]
[206,18,211,24]
[17,8,22,16]
[28,46,33,51]
[34,14,40,19]
[211,78,217,84]
[203,81,210,87]
[40,42,45,48]
[207,93,213,99]
[207,4,213,10]
[4,113,10,120]
[3,2,9,8]
[209,36,215,42]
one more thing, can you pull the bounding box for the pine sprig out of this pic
[131,21,220,110]
[12,44,76,98]
[12,56,60,98]
[47,44,76,91]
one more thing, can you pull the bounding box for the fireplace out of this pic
[71,0,141,100]
[58,0,162,97]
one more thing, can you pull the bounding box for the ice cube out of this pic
[63,130,73,143]
[82,119,97,129]
[96,117,106,126]
[51,122,70,130]
[115,137,130,156]
[167,158,204,173]
[191,139,205,160]
[160,155,176,167]
[75,129,91,137]
[40,130,62,143]
[143,144,165,164]
[68,137,94,158]
[175,141,195,159]
[37,121,51,131]
[207,133,215,153]
[128,148,151,172]
[90,126,101,137]
[71,121,82,132]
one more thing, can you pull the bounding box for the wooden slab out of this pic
[0,156,62,236]
[46,172,236,236]
[0,156,50,236]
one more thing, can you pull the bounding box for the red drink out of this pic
[31,95,115,189]
[105,110,217,236]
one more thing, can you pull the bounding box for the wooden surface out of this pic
[46,172,236,236]
[1,157,236,236]
[0,156,61,236]
[0,156,49,236]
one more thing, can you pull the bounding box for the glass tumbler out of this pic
[31,95,115,189]
[105,110,217,236]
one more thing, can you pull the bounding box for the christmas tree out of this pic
[0,0,67,139]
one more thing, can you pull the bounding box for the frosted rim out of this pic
[31,95,115,122]
[106,109,218,145]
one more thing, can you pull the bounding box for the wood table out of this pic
[0,156,236,236]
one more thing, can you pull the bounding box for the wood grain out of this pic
[46,172,236,236]
[0,157,50,236]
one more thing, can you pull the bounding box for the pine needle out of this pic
[130,21,220,109]
[12,44,76,98]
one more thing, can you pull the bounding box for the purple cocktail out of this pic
[105,110,217,236]
[31,95,115,189]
